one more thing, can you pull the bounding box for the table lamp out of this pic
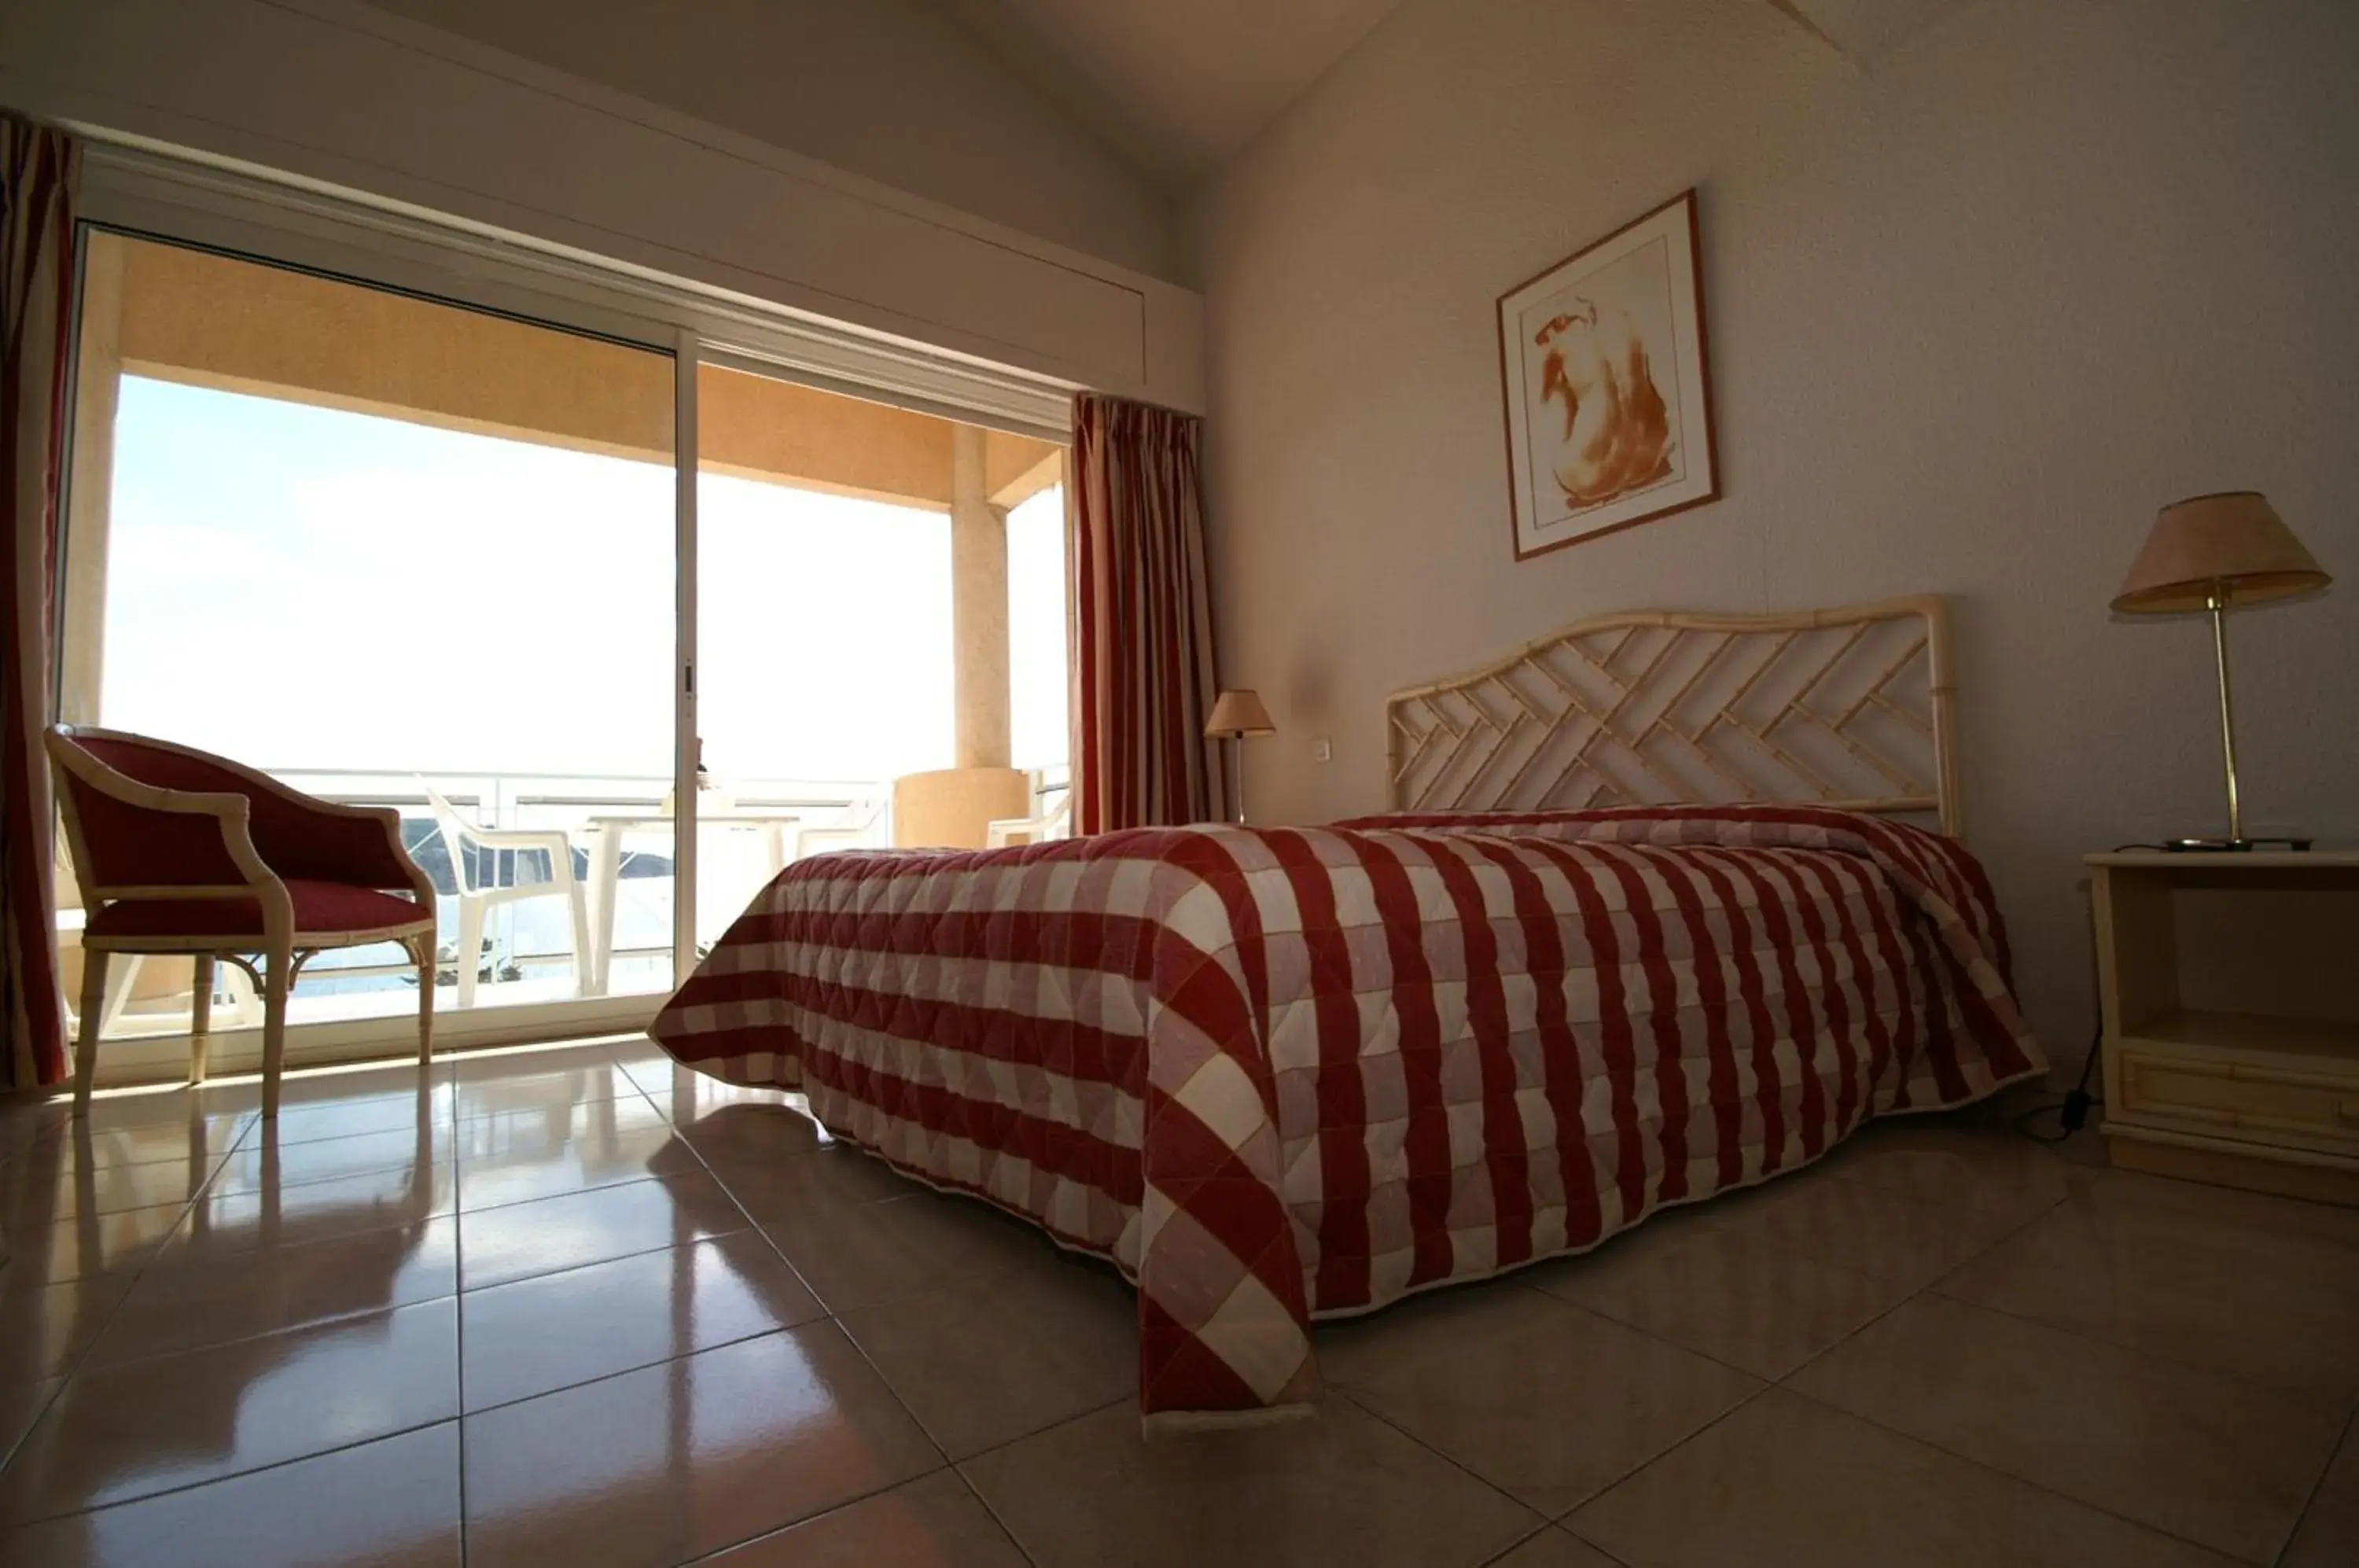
[1204,689,1276,826]
[2111,491,2329,850]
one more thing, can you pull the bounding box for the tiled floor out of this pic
[3,1039,2355,1567]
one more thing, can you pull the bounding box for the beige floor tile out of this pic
[627,1081,794,1128]
[616,1058,778,1105]
[1,1117,239,1180]
[456,1169,751,1291]
[762,1190,1055,1315]
[962,1394,1541,1568]
[4,1421,462,1567]
[1509,1195,1739,1285]
[451,1064,650,1124]
[705,1146,919,1221]
[2,1203,186,1288]
[2,1296,459,1519]
[4,1153,218,1224]
[0,1377,63,1470]
[1788,1292,2343,1562]
[1487,1528,1625,1568]
[450,1041,635,1084]
[1316,1283,1759,1517]
[1525,1212,1916,1378]
[56,1036,2344,1568]
[1824,1119,2077,1229]
[2091,1165,2359,1247]
[462,1322,941,1568]
[456,1121,705,1213]
[4,1090,254,1147]
[675,1102,826,1164]
[205,1124,449,1196]
[1570,1387,2243,1568]
[703,1469,1031,1567]
[602,1037,677,1073]
[1938,1168,2359,1400]
[841,1254,1137,1459]
[455,1091,672,1144]
[159,1162,457,1266]
[227,1062,452,1114]
[263,1067,453,1102]
[461,1230,823,1410]
[0,1272,137,1383]
[2284,1414,2359,1568]
[90,1217,457,1368]
[2,1106,252,1173]
[1725,1162,2020,1289]
[260,1090,453,1149]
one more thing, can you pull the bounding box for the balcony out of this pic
[63,769,880,1041]
[55,231,1070,1080]
[64,764,1069,1048]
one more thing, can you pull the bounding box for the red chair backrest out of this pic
[57,732,399,890]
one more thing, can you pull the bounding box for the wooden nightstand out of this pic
[2089,850,2359,1204]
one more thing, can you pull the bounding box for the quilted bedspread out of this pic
[649,805,2044,1431]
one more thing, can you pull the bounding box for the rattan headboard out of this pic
[1385,596,1960,834]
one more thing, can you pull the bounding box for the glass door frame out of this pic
[58,133,1069,1085]
[54,223,695,1080]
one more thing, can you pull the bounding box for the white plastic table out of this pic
[582,812,799,994]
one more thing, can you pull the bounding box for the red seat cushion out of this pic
[86,880,432,944]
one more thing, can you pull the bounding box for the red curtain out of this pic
[2,115,79,1090]
[1070,393,1224,834]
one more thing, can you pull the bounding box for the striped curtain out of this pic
[1070,393,1224,834]
[2,116,79,1090]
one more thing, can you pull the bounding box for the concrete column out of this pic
[59,230,124,726]
[950,423,1010,769]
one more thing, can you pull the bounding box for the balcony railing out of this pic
[76,763,1068,1040]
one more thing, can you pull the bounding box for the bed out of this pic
[650,596,2046,1431]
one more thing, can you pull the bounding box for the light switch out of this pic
[1312,738,1333,764]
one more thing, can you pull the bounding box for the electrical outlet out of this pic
[1312,738,1333,764]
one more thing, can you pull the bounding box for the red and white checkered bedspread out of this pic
[650,805,2044,1431]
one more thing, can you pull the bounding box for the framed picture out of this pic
[1497,189,1718,561]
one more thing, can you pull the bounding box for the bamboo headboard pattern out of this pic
[1385,596,1961,835]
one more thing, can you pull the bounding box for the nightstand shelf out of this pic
[2089,851,2359,1204]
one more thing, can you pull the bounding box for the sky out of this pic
[99,376,1068,792]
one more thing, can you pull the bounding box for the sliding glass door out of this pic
[56,223,1073,1077]
[688,363,1069,956]
[60,230,681,1057]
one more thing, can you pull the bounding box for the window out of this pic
[58,230,1071,1066]
[63,232,678,1039]
[690,365,1068,949]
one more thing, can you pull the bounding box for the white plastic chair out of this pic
[422,782,591,1007]
[986,791,1073,848]
[791,796,889,861]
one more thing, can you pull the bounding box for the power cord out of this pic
[2009,846,2154,1146]
[2012,1020,2101,1143]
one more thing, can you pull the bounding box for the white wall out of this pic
[0,0,1205,413]
[359,0,1183,285]
[1194,0,2359,1055]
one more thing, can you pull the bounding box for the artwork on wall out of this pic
[1497,189,1719,561]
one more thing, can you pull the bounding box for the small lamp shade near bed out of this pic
[1205,689,1276,827]
[1205,690,1277,739]
[2111,491,2329,849]
[2112,492,2327,613]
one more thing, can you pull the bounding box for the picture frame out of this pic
[1497,189,1719,561]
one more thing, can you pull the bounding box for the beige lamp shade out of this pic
[2112,491,2329,614]
[1205,689,1276,738]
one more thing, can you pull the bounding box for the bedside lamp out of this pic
[1204,689,1276,827]
[2111,491,2329,850]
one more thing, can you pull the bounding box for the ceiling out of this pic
[1768,0,1976,62]
[932,0,1974,193]
[927,0,1410,190]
